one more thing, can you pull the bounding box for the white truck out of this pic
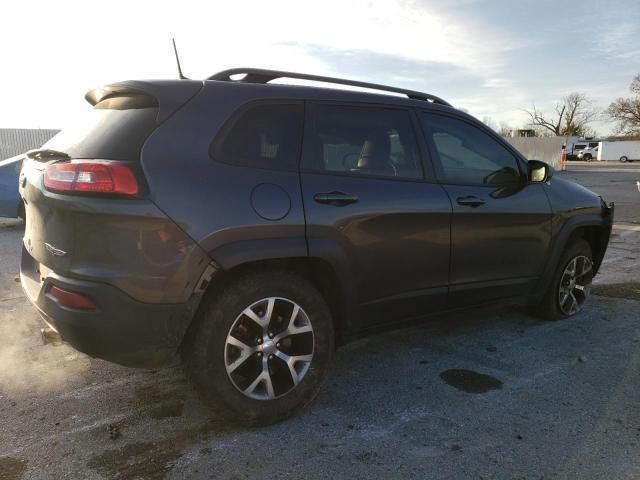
[597,141,640,162]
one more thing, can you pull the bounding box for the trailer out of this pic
[597,141,640,162]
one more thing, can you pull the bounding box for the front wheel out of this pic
[183,270,334,425]
[536,240,593,321]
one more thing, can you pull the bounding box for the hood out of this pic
[544,176,602,213]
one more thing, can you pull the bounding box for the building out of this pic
[512,129,536,138]
[0,128,60,160]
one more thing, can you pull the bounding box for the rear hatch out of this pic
[20,80,204,301]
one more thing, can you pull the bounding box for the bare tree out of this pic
[498,121,513,137]
[524,93,598,136]
[481,116,498,132]
[606,74,640,135]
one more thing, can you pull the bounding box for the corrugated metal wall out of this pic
[506,137,567,169]
[0,129,60,160]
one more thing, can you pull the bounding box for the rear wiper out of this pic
[26,148,70,162]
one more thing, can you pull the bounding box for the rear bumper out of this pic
[20,246,193,368]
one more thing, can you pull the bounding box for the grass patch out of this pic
[592,282,640,301]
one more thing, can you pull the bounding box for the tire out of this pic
[183,270,334,426]
[583,154,592,161]
[619,156,628,163]
[536,239,593,321]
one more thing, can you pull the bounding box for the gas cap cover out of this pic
[250,183,291,221]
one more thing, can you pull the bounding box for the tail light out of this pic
[44,161,138,196]
[47,285,96,310]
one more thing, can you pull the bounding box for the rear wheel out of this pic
[619,156,628,163]
[537,240,593,321]
[183,270,333,425]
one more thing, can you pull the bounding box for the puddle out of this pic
[150,400,185,419]
[439,369,503,394]
[87,419,229,479]
[0,457,27,480]
[88,441,181,480]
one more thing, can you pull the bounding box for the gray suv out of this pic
[19,69,614,424]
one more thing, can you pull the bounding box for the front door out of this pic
[419,112,551,306]
[300,103,452,327]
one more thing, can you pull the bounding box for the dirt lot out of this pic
[1,161,639,480]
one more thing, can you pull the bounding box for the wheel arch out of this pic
[534,214,612,301]
[180,239,359,354]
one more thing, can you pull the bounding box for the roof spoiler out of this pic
[84,80,203,123]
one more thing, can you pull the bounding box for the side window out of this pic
[421,113,522,186]
[211,103,303,171]
[304,105,422,180]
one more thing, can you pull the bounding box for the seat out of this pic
[356,133,395,177]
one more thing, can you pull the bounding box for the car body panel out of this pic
[0,154,24,218]
[301,171,452,326]
[20,157,211,304]
[442,182,552,305]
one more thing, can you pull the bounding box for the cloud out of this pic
[1,0,638,134]
[595,22,640,62]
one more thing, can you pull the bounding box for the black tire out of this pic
[583,154,592,161]
[183,270,334,426]
[536,239,593,321]
[619,156,628,163]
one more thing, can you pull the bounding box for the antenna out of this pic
[172,38,187,80]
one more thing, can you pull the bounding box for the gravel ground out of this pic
[0,161,639,480]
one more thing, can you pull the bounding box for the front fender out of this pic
[534,202,614,300]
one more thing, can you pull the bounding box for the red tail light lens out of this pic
[44,161,138,196]
[47,285,96,310]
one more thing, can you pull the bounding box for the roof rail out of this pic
[207,68,451,106]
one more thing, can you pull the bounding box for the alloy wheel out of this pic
[558,255,592,315]
[224,297,314,400]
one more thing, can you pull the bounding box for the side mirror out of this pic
[528,159,553,183]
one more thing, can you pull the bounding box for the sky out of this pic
[2,0,639,135]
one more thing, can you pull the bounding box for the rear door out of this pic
[419,112,551,306]
[300,103,452,327]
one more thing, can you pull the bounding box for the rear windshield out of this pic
[43,94,159,161]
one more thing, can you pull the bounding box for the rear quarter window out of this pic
[210,103,304,171]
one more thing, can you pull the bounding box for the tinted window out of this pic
[422,114,521,186]
[574,144,586,150]
[588,142,599,148]
[44,94,159,161]
[212,103,303,171]
[305,105,422,180]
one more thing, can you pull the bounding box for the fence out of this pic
[0,128,60,160]
[505,137,567,169]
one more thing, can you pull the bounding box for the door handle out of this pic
[314,192,359,206]
[456,195,485,207]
